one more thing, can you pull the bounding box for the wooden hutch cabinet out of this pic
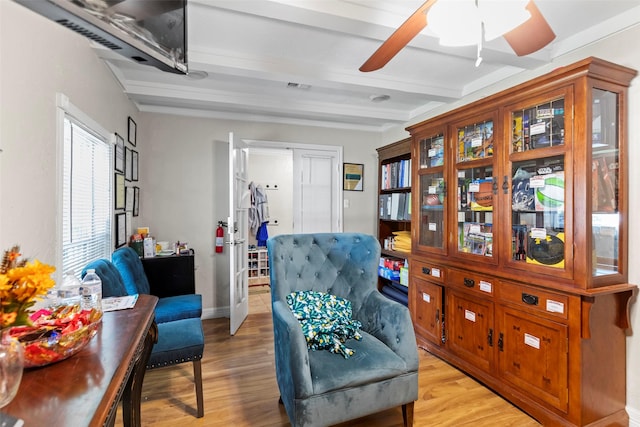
[406,57,637,426]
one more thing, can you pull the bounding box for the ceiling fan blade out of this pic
[359,0,438,72]
[504,0,555,56]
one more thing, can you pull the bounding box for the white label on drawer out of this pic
[524,333,541,349]
[428,148,436,157]
[530,121,546,136]
[530,227,547,239]
[464,310,476,322]
[546,299,565,314]
[428,185,437,194]
[468,182,480,192]
[428,222,437,231]
[432,268,441,278]
[479,280,492,293]
[422,292,431,303]
[471,137,483,147]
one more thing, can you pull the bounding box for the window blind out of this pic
[62,116,111,278]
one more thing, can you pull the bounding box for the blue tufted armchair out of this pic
[267,233,419,427]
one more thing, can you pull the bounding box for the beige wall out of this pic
[138,113,381,315]
[0,1,138,266]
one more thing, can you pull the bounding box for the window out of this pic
[60,105,112,278]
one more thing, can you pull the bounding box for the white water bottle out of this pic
[80,269,103,312]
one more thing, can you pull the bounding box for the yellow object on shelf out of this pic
[392,231,411,252]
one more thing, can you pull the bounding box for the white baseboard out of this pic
[629,405,640,427]
[202,306,229,319]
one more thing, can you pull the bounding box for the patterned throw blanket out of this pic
[286,291,362,358]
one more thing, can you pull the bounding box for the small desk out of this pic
[141,254,195,297]
[2,294,158,427]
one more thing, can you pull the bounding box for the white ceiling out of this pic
[96,0,640,132]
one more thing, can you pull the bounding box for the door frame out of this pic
[243,139,344,233]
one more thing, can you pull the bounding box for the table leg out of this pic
[123,321,158,427]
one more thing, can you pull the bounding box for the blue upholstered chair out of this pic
[267,233,419,427]
[112,247,202,323]
[83,256,205,418]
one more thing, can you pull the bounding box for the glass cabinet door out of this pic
[507,93,570,275]
[510,155,565,268]
[591,88,620,277]
[457,166,494,257]
[511,98,565,152]
[417,133,446,252]
[454,117,496,260]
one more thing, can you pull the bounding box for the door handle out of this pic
[226,239,246,246]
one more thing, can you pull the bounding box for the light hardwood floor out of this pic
[116,287,540,426]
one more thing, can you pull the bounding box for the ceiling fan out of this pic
[360,0,555,72]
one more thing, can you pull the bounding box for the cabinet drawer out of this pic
[498,281,569,320]
[412,260,445,283]
[448,268,495,297]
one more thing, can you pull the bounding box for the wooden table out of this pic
[2,294,158,427]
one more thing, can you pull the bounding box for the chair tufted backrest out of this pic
[267,233,381,316]
[112,246,151,295]
[81,259,129,298]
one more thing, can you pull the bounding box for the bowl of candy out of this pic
[6,305,102,368]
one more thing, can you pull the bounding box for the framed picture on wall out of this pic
[125,147,133,181]
[343,163,364,191]
[114,133,125,173]
[132,150,139,181]
[133,186,140,217]
[127,116,137,146]
[125,186,135,212]
[115,173,125,210]
[126,212,133,239]
[115,212,127,248]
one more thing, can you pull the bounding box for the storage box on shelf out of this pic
[377,138,412,306]
[406,57,637,426]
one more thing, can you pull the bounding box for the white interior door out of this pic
[228,132,250,335]
[293,149,341,233]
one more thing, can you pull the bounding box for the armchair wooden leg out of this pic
[402,401,414,427]
[193,360,204,418]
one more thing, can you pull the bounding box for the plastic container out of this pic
[56,271,83,307]
[80,269,102,312]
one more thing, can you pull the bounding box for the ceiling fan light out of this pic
[479,0,531,41]
[428,0,481,47]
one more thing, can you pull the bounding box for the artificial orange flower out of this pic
[0,246,56,328]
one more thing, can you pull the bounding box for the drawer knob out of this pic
[522,293,539,305]
[422,267,431,275]
[464,278,475,288]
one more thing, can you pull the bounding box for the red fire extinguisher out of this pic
[216,221,224,254]
[215,222,225,253]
